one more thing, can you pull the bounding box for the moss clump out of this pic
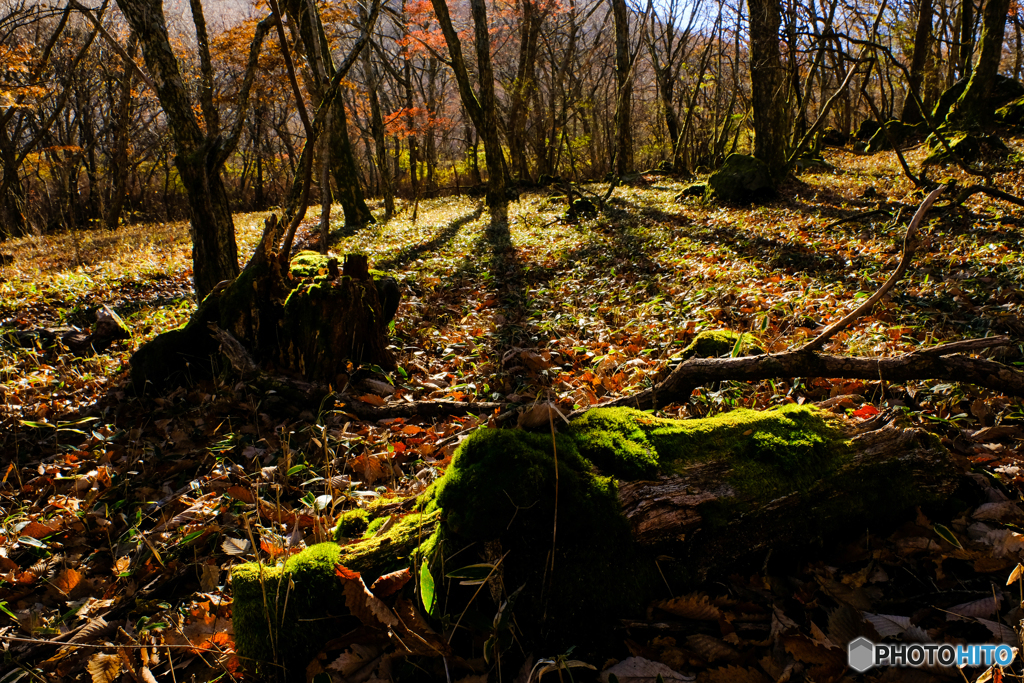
[570,405,848,497]
[677,329,763,362]
[289,250,335,278]
[232,543,351,673]
[288,251,400,326]
[429,428,654,635]
[333,508,370,539]
[234,511,438,672]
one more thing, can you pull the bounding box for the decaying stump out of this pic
[231,404,963,674]
[130,219,399,391]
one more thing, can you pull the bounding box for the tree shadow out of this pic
[482,202,533,352]
[374,203,485,272]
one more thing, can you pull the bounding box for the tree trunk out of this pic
[612,0,634,176]
[902,0,934,123]
[175,149,241,295]
[104,33,139,230]
[360,18,393,220]
[430,0,508,205]
[748,0,788,179]
[115,0,269,297]
[231,405,962,673]
[958,0,975,79]
[950,0,1010,125]
[329,100,375,226]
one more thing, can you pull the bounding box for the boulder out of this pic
[924,130,1011,166]
[865,120,926,153]
[933,75,1024,123]
[706,154,776,204]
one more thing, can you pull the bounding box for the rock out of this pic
[924,130,1010,166]
[933,75,1024,123]
[995,95,1024,125]
[706,154,775,204]
[565,197,597,222]
[855,119,881,141]
[674,182,707,201]
[821,126,851,146]
[866,120,926,153]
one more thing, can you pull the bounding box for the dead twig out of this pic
[797,184,946,353]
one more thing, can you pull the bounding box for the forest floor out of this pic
[1,138,1024,683]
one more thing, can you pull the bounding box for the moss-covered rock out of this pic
[854,119,881,141]
[996,95,1024,125]
[674,182,707,201]
[232,543,352,674]
[570,404,846,492]
[676,330,763,362]
[865,120,926,153]
[933,75,1024,123]
[232,402,956,671]
[707,154,776,204]
[923,130,1010,166]
[426,428,653,635]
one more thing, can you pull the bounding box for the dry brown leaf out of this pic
[685,634,737,664]
[52,567,82,595]
[87,653,121,683]
[781,635,845,667]
[946,596,999,621]
[393,598,449,656]
[598,656,691,682]
[357,393,386,407]
[19,520,56,539]
[699,665,768,683]
[336,564,398,628]
[327,643,381,675]
[656,593,721,621]
[370,567,412,598]
[225,485,254,504]
[352,454,387,485]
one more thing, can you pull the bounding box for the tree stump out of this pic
[130,248,397,391]
[231,405,963,674]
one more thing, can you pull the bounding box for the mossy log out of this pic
[130,244,398,390]
[231,404,962,674]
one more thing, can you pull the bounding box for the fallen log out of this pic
[231,403,963,675]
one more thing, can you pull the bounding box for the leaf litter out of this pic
[0,143,1022,681]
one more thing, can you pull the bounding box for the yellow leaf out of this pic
[87,653,122,683]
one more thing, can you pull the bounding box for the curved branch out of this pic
[798,184,945,352]
[573,337,1022,418]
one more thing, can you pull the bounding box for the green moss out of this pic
[676,329,763,362]
[570,405,848,497]
[289,250,333,278]
[429,428,655,636]
[233,510,439,672]
[333,508,370,539]
[364,516,388,537]
[232,543,351,673]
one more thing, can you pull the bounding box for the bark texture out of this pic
[950,0,1011,124]
[748,0,787,178]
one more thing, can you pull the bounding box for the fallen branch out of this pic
[947,184,1024,209]
[798,185,945,352]
[821,207,892,231]
[581,336,1021,416]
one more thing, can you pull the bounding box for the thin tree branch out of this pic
[797,184,946,352]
